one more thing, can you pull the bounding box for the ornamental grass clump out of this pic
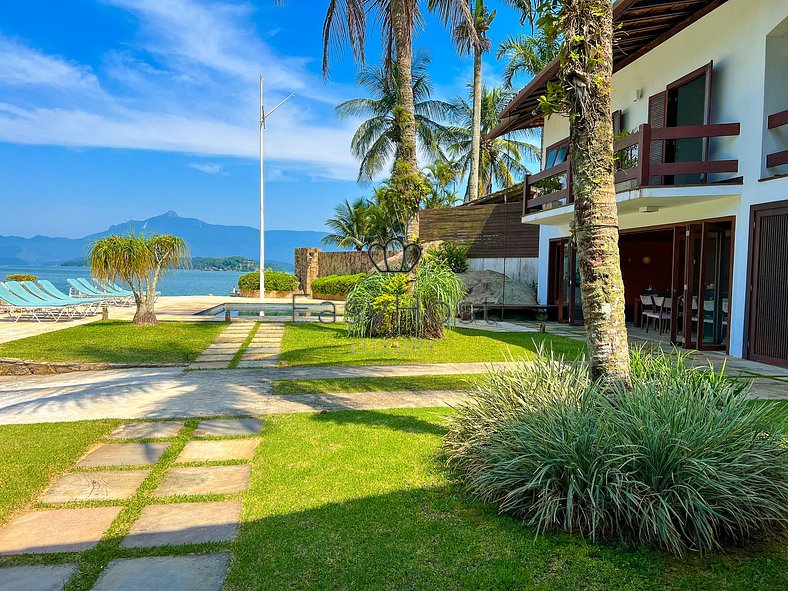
[443,348,788,555]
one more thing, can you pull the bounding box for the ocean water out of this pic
[0,265,244,297]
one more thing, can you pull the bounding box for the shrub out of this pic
[443,348,788,555]
[4,274,37,282]
[424,242,469,273]
[311,273,366,295]
[238,269,297,292]
[346,259,466,339]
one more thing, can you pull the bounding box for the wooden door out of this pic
[748,202,788,366]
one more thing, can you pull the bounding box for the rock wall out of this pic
[294,248,373,294]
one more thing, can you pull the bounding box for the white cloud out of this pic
[0,1,360,180]
[188,163,227,175]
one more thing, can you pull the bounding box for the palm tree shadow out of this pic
[310,408,448,436]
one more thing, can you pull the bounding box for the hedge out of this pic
[4,274,37,282]
[238,269,298,292]
[311,273,366,295]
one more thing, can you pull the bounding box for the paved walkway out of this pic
[189,322,256,370]
[0,417,261,590]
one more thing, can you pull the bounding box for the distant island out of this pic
[61,255,289,272]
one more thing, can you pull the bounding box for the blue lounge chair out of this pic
[22,281,102,316]
[68,278,120,305]
[0,283,73,322]
[75,278,134,306]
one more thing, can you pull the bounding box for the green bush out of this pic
[238,269,298,292]
[443,348,788,555]
[346,259,466,339]
[311,273,366,295]
[424,242,469,273]
[4,274,37,282]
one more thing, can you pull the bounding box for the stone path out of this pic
[189,322,257,370]
[0,417,262,591]
[236,322,284,368]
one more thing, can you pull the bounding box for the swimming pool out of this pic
[197,301,344,320]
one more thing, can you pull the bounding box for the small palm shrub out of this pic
[238,270,297,292]
[443,348,788,555]
[311,273,366,295]
[4,274,37,282]
[424,242,469,273]
[346,259,466,339]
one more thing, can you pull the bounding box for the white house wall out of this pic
[534,0,788,359]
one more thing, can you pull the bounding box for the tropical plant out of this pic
[497,29,560,88]
[443,348,788,555]
[238,270,298,293]
[322,0,477,239]
[446,86,538,198]
[346,259,466,338]
[336,54,452,182]
[423,159,461,208]
[89,233,189,326]
[4,274,37,282]
[424,242,469,273]
[322,198,373,251]
[529,0,631,384]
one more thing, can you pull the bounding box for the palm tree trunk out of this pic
[133,277,158,326]
[565,0,631,386]
[467,28,483,202]
[392,2,420,239]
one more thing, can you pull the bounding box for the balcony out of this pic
[523,122,742,217]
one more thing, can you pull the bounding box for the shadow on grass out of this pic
[310,408,448,436]
[225,484,787,591]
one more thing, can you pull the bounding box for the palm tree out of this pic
[446,86,538,197]
[336,54,452,182]
[322,198,371,251]
[322,0,476,238]
[518,0,631,385]
[89,233,189,326]
[423,159,461,208]
[497,29,560,88]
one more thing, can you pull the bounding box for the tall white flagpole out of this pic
[260,74,265,298]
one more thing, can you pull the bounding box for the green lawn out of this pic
[0,420,118,525]
[271,374,486,395]
[278,322,586,367]
[226,408,787,590]
[0,320,224,364]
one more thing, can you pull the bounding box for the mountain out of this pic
[0,211,327,272]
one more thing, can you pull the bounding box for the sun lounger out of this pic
[22,281,102,316]
[0,283,74,322]
[76,278,134,306]
[68,278,123,306]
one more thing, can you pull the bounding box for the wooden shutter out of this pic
[612,109,623,135]
[648,91,667,185]
[748,203,788,366]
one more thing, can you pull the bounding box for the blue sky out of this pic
[0,0,533,238]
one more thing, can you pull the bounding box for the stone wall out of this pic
[0,357,181,376]
[294,248,373,294]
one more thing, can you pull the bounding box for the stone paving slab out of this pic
[91,554,229,591]
[176,439,258,462]
[77,442,169,467]
[203,342,241,349]
[155,465,252,497]
[0,564,77,591]
[121,501,241,548]
[189,362,229,370]
[109,421,183,440]
[193,418,263,437]
[236,360,278,368]
[241,353,278,361]
[0,506,121,554]
[244,347,280,353]
[196,354,236,362]
[39,470,150,503]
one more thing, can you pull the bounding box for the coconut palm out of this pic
[89,233,189,326]
[514,0,630,384]
[446,86,538,197]
[322,0,476,238]
[497,29,560,88]
[322,198,372,251]
[336,54,452,182]
[423,159,461,208]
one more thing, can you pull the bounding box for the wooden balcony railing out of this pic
[766,109,788,169]
[524,122,741,215]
